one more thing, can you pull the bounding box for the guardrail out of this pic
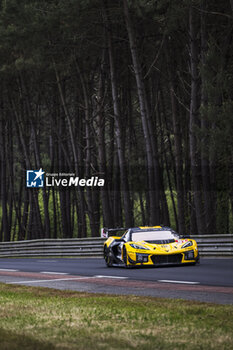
[0,235,232,258]
[191,235,233,257]
[0,238,106,258]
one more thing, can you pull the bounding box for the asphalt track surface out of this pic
[0,258,232,304]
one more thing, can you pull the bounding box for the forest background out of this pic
[0,0,233,241]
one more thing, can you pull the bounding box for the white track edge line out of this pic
[40,271,69,275]
[94,275,128,279]
[8,277,93,284]
[158,280,200,284]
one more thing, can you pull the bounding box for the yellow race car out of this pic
[103,226,199,267]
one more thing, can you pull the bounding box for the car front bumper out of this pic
[127,249,198,266]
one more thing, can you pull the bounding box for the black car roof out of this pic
[130,226,173,232]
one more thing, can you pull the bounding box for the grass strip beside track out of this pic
[0,283,232,350]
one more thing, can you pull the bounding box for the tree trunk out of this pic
[95,53,113,228]
[200,1,216,234]
[123,0,160,225]
[105,5,133,227]
[170,81,186,233]
[0,116,10,241]
[54,64,87,237]
[189,6,206,234]
[75,60,100,236]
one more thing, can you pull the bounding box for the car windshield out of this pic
[131,230,178,242]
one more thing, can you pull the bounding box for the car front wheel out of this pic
[123,246,130,268]
[104,246,113,267]
[195,253,200,265]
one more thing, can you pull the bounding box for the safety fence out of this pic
[0,235,232,258]
[191,235,233,257]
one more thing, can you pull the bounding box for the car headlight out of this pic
[129,243,150,250]
[182,241,193,248]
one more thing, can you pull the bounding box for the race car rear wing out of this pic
[101,227,128,238]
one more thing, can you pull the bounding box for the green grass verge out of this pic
[0,283,232,350]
